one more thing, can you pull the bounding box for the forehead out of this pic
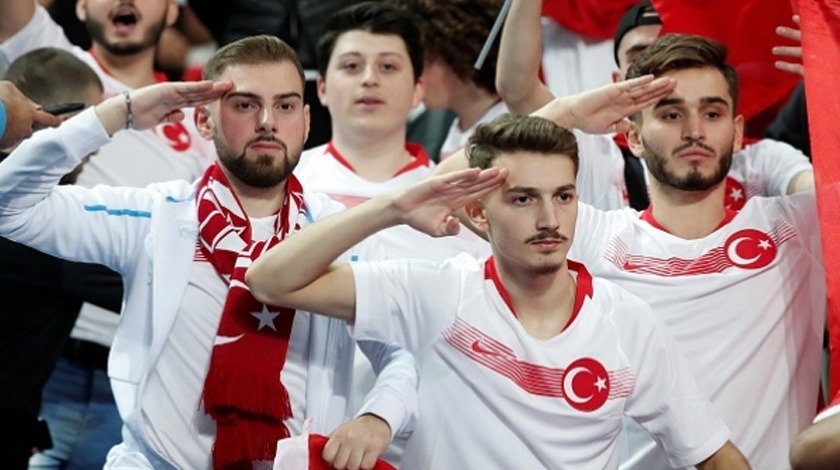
[494,152,576,188]
[330,30,410,61]
[656,67,734,107]
[618,24,662,69]
[218,62,304,96]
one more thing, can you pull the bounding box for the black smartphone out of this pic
[44,102,85,116]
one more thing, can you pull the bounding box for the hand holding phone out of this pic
[44,102,85,116]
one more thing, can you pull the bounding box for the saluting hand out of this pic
[94,80,234,136]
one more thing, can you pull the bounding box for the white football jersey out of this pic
[351,255,730,469]
[569,192,825,469]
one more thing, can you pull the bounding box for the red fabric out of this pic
[650,0,800,122]
[797,0,840,398]
[197,163,307,468]
[307,434,397,470]
[541,0,641,39]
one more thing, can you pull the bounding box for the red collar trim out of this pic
[87,49,168,83]
[612,132,630,151]
[640,206,737,233]
[483,257,593,332]
[325,141,431,177]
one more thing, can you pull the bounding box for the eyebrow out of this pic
[507,183,577,195]
[336,51,406,61]
[653,96,730,110]
[226,91,303,101]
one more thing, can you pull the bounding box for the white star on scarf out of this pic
[251,305,280,331]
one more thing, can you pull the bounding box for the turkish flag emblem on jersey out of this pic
[154,122,192,152]
[724,177,747,211]
[724,229,778,269]
[562,357,610,412]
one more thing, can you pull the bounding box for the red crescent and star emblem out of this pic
[724,177,747,211]
[723,229,777,269]
[156,122,192,152]
[561,357,610,412]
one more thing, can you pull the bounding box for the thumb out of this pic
[614,119,633,134]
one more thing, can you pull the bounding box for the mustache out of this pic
[673,140,715,155]
[525,231,569,244]
[248,136,288,150]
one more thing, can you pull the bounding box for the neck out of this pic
[647,180,728,239]
[329,130,412,182]
[91,43,160,88]
[225,173,288,219]
[449,84,500,132]
[496,260,576,340]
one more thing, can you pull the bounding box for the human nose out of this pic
[361,64,379,87]
[682,113,705,142]
[535,200,560,231]
[257,107,277,133]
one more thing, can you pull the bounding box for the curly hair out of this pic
[407,0,505,94]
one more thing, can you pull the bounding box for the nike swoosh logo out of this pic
[214,334,244,346]
[471,339,496,355]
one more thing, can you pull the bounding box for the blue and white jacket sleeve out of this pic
[0,108,152,272]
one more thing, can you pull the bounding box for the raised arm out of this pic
[496,0,556,114]
[434,74,676,176]
[245,168,506,321]
[0,0,34,42]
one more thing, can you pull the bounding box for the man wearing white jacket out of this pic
[0,35,417,470]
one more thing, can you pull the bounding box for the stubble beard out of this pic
[643,139,733,191]
[215,136,302,188]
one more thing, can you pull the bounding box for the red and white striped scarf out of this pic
[197,162,307,468]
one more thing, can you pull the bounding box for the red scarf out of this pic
[197,162,307,468]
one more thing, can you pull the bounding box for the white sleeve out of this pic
[573,130,628,211]
[353,340,418,438]
[349,257,462,355]
[618,290,730,468]
[741,139,813,197]
[0,3,74,68]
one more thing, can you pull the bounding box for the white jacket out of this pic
[0,110,418,468]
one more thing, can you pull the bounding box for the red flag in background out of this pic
[797,0,840,399]
[541,0,639,39]
[651,0,800,123]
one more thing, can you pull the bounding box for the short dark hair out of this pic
[467,114,579,175]
[406,0,504,94]
[626,34,739,119]
[316,1,424,82]
[613,0,661,67]
[4,47,102,105]
[203,34,305,89]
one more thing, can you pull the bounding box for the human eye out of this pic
[557,192,576,203]
[660,110,681,121]
[233,99,257,112]
[511,194,531,206]
[277,101,297,112]
[380,62,398,73]
[341,61,361,72]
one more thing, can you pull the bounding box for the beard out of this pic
[215,135,302,188]
[643,139,733,191]
[85,12,167,55]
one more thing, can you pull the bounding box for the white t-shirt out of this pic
[438,100,509,161]
[575,132,813,211]
[540,19,615,98]
[568,193,825,469]
[295,141,490,260]
[351,255,730,469]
